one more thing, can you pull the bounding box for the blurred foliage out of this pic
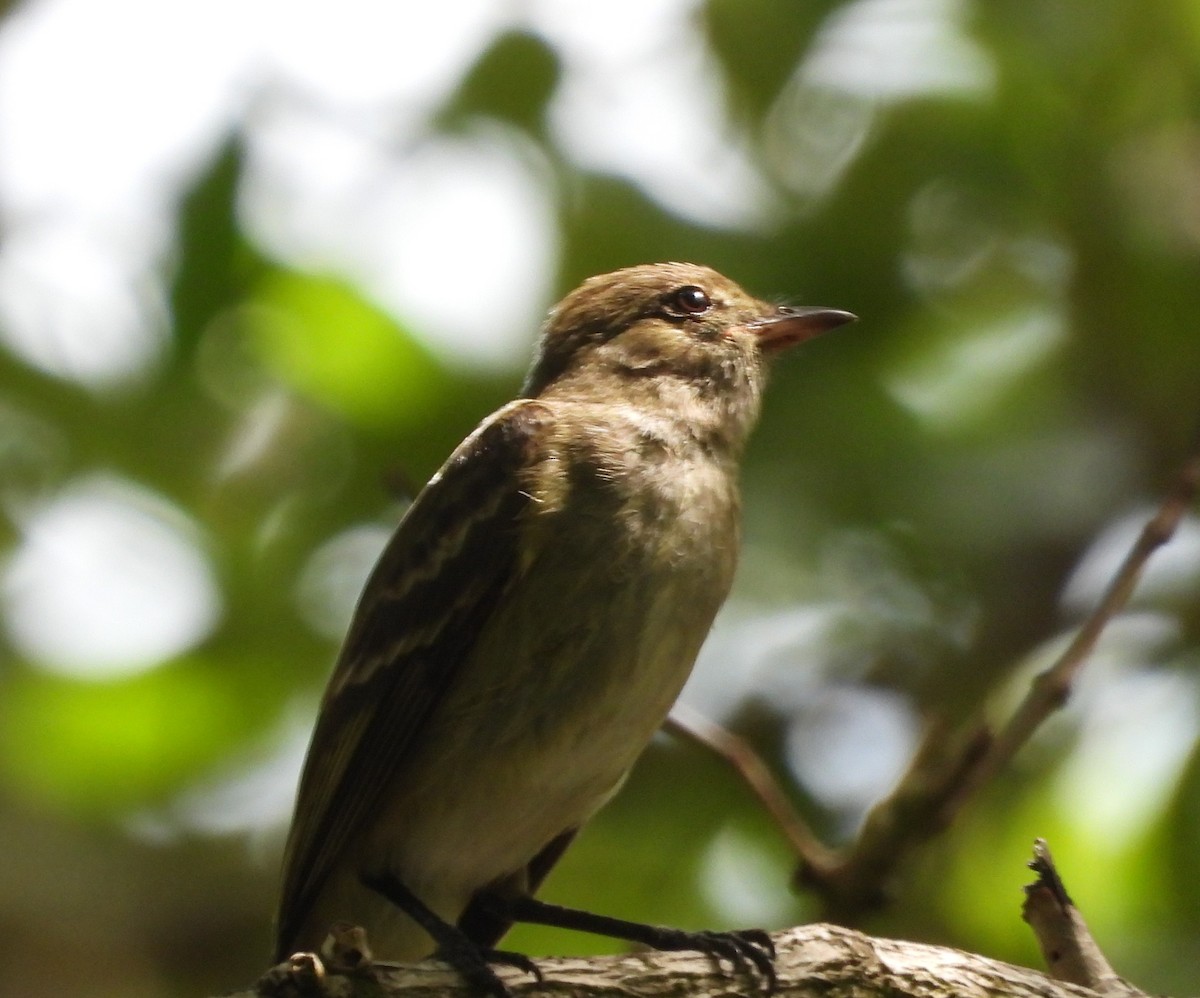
[1,2,1199,997]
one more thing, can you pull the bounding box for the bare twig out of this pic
[794,720,991,919]
[801,439,1200,917]
[665,705,837,869]
[942,442,1200,812]
[1022,839,1147,998]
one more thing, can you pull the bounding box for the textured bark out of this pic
[246,923,1109,998]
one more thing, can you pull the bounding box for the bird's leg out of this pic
[360,872,541,997]
[477,892,778,993]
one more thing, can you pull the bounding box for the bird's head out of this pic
[523,262,854,446]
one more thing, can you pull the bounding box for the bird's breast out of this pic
[467,432,742,752]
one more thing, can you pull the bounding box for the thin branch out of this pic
[665,705,837,868]
[799,439,1200,917]
[812,438,1199,916]
[1022,839,1147,998]
[942,442,1200,812]
[794,720,991,919]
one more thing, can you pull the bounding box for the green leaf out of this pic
[0,662,256,812]
[249,271,449,430]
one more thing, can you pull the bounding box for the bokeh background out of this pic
[2,0,1199,995]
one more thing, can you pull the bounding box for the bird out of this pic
[273,262,855,994]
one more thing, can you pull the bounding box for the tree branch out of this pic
[249,922,1107,998]
[940,440,1200,812]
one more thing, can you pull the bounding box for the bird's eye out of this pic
[663,285,712,318]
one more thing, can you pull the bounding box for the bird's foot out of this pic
[433,937,541,998]
[360,871,540,997]
[633,925,777,991]
[488,894,777,993]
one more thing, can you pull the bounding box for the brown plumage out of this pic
[274,263,854,985]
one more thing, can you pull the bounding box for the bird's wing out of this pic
[275,399,551,958]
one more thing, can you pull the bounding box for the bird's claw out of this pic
[646,926,778,993]
[483,948,543,984]
[435,939,542,998]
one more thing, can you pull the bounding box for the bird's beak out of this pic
[749,306,857,354]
